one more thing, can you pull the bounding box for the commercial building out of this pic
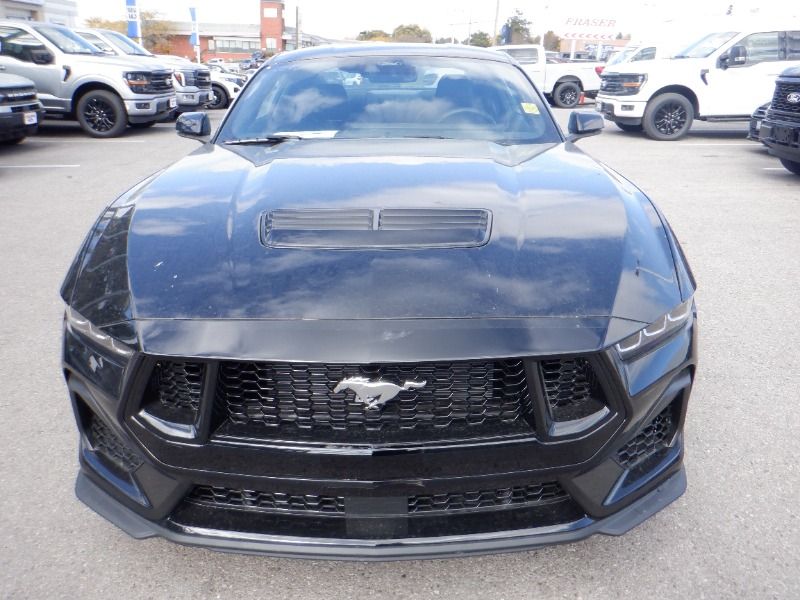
[0,0,77,26]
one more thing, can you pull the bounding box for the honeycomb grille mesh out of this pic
[771,81,800,115]
[617,405,675,468]
[409,481,567,513]
[152,361,204,412]
[540,358,607,422]
[188,486,345,514]
[215,360,533,438]
[88,413,143,473]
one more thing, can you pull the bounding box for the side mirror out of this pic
[567,111,604,142]
[728,45,747,66]
[176,112,211,142]
[31,49,54,65]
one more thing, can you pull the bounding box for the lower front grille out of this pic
[188,485,345,514]
[88,413,143,473]
[409,481,566,513]
[617,404,676,469]
[540,358,607,422]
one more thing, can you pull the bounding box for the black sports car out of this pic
[61,44,697,560]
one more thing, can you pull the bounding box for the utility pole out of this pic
[296,6,301,49]
[492,0,500,44]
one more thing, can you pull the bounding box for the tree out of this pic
[357,29,391,42]
[543,30,561,51]
[463,31,492,47]
[392,24,432,43]
[82,11,172,53]
[502,10,533,44]
[435,36,453,44]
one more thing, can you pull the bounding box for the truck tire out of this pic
[615,123,643,133]
[780,158,800,176]
[76,89,127,138]
[642,93,694,140]
[552,81,581,108]
[208,84,229,110]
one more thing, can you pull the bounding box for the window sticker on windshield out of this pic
[521,102,540,115]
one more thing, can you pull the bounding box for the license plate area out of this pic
[772,125,797,145]
[23,111,37,125]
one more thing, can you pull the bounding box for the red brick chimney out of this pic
[260,1,285,53]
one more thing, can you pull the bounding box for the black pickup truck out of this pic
[0,73,44,144]
[760,66,800,176]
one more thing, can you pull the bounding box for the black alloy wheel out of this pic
[208,85,229,110]
[76,90,127,138]
[642,93,694,141]
[553,81,581,108]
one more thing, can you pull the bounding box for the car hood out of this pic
[64,139,687,358]
[75,53,173,72]
[605,57,706,76]
[0,73,35,89]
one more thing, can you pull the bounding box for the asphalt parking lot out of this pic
[1,108,798,599]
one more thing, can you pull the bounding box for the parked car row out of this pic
[749,66,800,175]
[0,20,237,139]
[0,73,44,144]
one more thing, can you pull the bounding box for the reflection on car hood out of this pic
[116,139,680,325]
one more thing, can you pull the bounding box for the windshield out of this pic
[606,47,639,66]
[103,30,151,56]
[34,24,100,55]
[218,55,559,146]
[674,31,737,58]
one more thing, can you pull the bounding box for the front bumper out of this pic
[760,114,800,162]
[596,96,647,125]
[176,90,212,110]
[77,467,686,560]
[0,102,44,140]
[124,93,177,123]
[63,310,697,559]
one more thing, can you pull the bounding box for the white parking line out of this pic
[679,143,754,147]
[31,138,145,143]
[0,164,80,168]
[763,167,787,170]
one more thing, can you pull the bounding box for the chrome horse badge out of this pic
[334,377,427,410]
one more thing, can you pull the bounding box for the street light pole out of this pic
[493,0,500,43]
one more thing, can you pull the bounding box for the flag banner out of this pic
[189,7,199,47]
[126,0,140,39]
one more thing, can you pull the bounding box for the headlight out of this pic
[173,71,185,87]
[616,297,693,359]
[124,71,152,92]
[621,74,647,89]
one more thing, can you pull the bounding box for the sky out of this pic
[76,0,798,43]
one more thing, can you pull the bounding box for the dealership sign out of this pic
[560,16,618,41]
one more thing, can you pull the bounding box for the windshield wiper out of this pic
[223,135,303,146]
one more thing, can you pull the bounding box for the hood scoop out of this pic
[263,208,491,249]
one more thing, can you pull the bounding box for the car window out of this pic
[0,26,48,63]
[733,32,780,66]
[500,48,538,64]
[786,31,800,60]
[218,55,560,146]
[675,31,737,58]
[632,47,657,61]
[34,24,99,55]
[78,32,114,54]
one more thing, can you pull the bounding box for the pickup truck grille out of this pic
[599,73,640,96]
[770,80,800,118]
[146,70,174,94]
[195,69,211,89]
[0,87,37,105]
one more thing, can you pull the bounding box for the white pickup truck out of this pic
[491,44,602,108]
[596,26,800,140]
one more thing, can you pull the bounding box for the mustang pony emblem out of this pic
[334,377,427,410]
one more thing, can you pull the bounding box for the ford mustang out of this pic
[61,44,697,559]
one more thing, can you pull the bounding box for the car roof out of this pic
[269,43,515,66]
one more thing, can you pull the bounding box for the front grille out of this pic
[540,358,607,422]
[195,69,211,89]
[150,361,204,411]
[0,88,37,105]
[188,485,345,514]
[617,404,676,469]
[88,413,143,473]
[144,70,174,94]
[180,68,196,86]
[770,80,800,117]
[215,360,533,442]
[409,481,566,513]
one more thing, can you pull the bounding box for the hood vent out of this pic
[263,208,491,249]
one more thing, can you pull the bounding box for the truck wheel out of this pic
[208,85,229,110]
[76,90,127,138]
[642,93,694,140]
[615,123,643,133]
[552,81,581,108]
[780,158,800,176]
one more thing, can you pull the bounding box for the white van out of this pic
[596,26,800,139]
